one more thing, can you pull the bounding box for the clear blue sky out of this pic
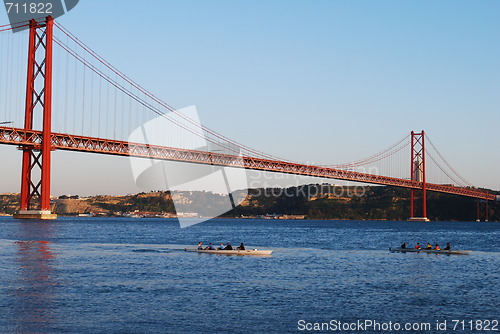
[1,0,499,195]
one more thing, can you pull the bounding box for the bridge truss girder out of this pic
[0,126,494,202]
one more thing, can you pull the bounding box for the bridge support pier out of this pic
[407,216,430,222]
[13,210,57,220]
[14,17,57,220]
[408,131,429,222]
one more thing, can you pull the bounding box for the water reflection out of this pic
[13,222,58,333]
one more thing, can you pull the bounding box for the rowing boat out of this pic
[185,248,273,256]
[389,247,471,255]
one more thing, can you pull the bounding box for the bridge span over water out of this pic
[0,17,495,220]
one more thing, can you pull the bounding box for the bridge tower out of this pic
[476,198,489,222]
[408,130,429,222]
[13,17,57,220]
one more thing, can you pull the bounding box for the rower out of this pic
[401,242,407,249]
[426,243,432,249]
[444,243,451,250]
[434,244,440,250]
[205,243,216,250]
[197,242,203,250]
[415,243,421,249]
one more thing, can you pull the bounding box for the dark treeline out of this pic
[226,185,499,221]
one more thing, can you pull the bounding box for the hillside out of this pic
[1,185,498,221]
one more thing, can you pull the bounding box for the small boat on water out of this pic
[389,247,471,255]
[185,248,273,256]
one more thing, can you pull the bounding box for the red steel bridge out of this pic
[0,17,495,220]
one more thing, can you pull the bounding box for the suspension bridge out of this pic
[0,17,495,221]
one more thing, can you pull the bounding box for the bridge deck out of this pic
[0,126,494,200]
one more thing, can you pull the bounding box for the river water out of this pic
[0,217,498,333]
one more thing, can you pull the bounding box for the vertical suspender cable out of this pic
[82,49,86,135]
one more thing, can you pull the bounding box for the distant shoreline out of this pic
[1,214,495,223]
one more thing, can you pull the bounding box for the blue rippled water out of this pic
[0,217,498,333]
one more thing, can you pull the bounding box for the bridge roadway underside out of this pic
[0,126,494,201]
